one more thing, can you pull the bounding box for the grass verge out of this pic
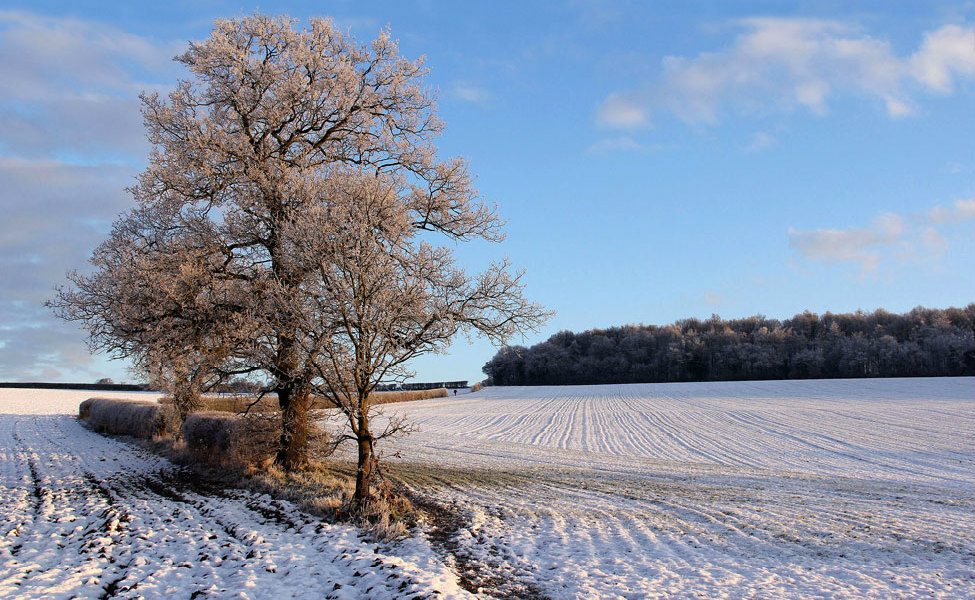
[158,387,450,414]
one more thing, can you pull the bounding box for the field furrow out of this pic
[381,377,975,599]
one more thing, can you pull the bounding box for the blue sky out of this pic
[0,1,973,385]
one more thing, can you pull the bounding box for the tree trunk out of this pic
[354,407,373,500]
[354,434,374,500]
[276,382,311,471]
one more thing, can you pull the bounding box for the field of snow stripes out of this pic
[380,377,975,599]
[1,378,972,599]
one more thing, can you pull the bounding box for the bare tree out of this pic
[287,169,549,499]
[52,15,549,474]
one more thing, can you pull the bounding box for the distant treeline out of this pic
[482,305,975,386]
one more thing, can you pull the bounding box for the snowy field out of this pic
[2,378,973,599]
[0,389,469,600]
[380,377,975,599]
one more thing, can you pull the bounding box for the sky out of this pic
[0,1,973,385]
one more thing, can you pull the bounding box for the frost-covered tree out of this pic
[52,15,548,480]
[484,306,975,385]
[50,204,254,433]
[286,169,547,498]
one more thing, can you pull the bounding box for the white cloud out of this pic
[596,93,649,128]
[927,198,975,223]
[910,24,975,93]
[789,201,974,276]
[956,199,975,219]
[598,18,975,129]
[705,291,724,305]
[920,227,948,259]
[744,131,776,152]
[0,10,183,161]
[0,10,181,380]
[884,96,915,117]
[0,157,138,382]
[788,213,904,275]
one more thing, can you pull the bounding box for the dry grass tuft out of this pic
[247,459,419,541]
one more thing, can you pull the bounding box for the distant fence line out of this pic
[377,380,468,391]
[2,380,470,392]
[0,382,154,392]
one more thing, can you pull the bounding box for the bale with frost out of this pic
[181,411,284,466]
[82,398,170,439]
[182,411,237,455]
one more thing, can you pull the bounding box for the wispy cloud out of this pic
[598,19,975,129]
[744,131,776,152]
[789,213,905,274]
[0,10,181,380]
[927,198,975,224]
[586,135,645,154]
[0,157,138,381]
[789,199,975,277]
[452,82,492,105]
[0,10,183,161]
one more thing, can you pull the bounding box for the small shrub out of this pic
[229,413,283,466]
[82,398,171,439]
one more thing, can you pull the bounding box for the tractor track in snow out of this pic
[0,392,477,600]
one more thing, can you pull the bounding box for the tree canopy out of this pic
[51,15,549,497]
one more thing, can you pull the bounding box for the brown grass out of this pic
[246,459,418,540]
[159,387,449,414]
[368,387,449,404]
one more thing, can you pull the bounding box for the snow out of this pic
[378,377,975,599]
[2,378,973,599]
[0,389,472,600]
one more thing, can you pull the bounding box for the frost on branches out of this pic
[51,14,549,497]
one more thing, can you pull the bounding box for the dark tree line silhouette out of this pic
[482,305,975,386]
